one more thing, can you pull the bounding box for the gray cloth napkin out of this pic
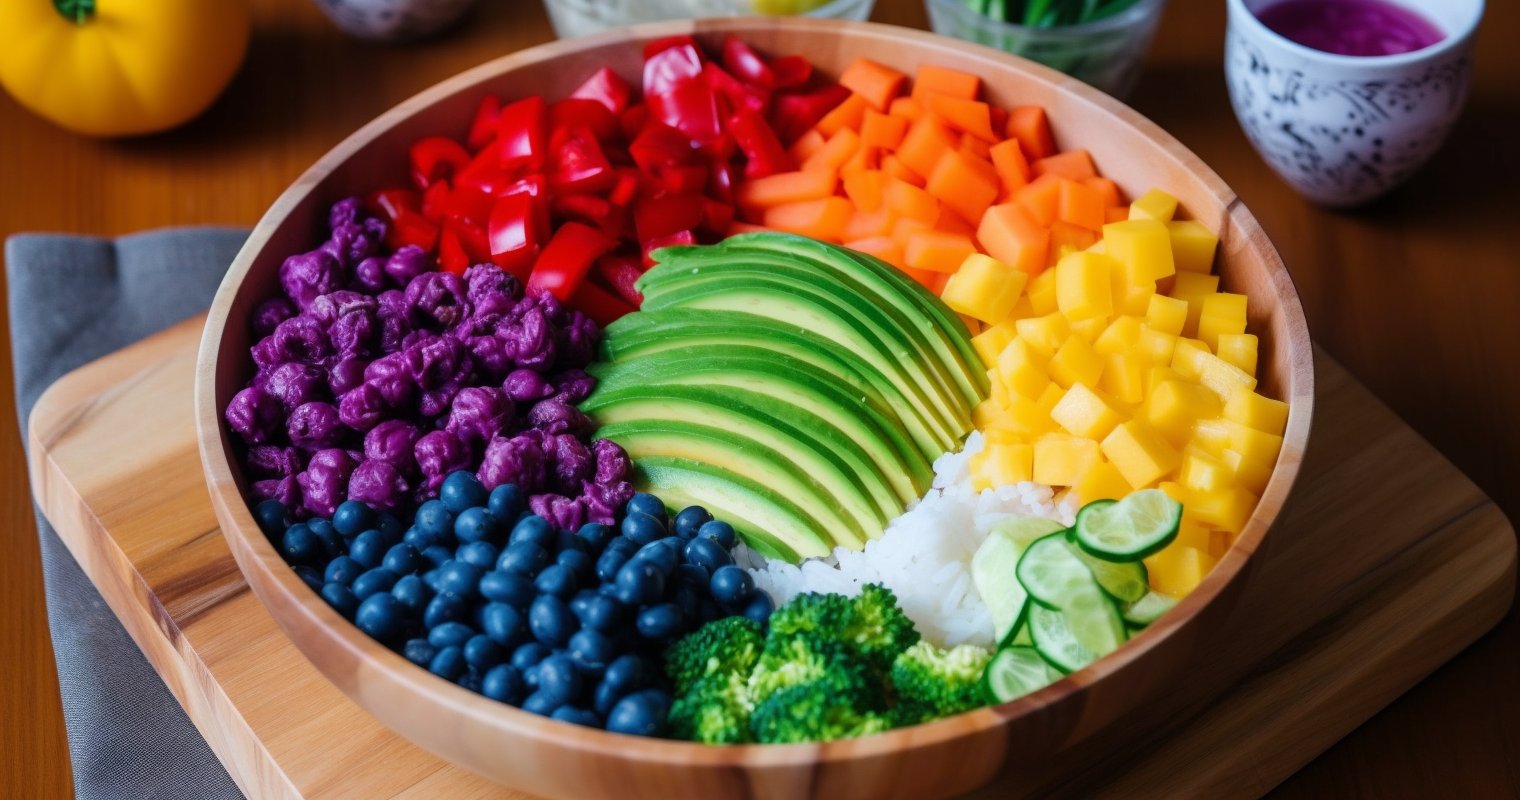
[8,228,251,800]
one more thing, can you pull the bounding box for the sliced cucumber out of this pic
[1066,533,1149,603]
[1017,536,1127,657]
[983,646,1057,703]
[1010,624,1032,646]
[1073,489,1183,562]
[1122,591,1179,627]
[972,517,1068,646]
[1028,605,1096,673]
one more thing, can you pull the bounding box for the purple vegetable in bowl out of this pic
[252,476,302,510]
[384,245,432,289]
[271,316,333,366]
[250,297,297,339]
[548,369,597,405]
[363,353,415,408]
[329,309,377,359]
[352,256,389,295]
[557,311,601,370]
[593,438,631,485]
[527,399,592,438]
[502,367,554,403]
[478,433,546,493]
[226,386,285,444]
[404,271,471,330]
[338,383,387,432]
[347,459,411,513]
[287,401,347,450]
[582,480,633,526]
[297,448,357,517]
[446,387,511,447]
[547,434,594,496]
[264,362,329,413]
[530,493,587,532]
[328,358,369,397]
[415,429,471,494]
[503,303,557,371]
[403,333,469,390]
[246,445,305,479]
[365,420,421,474]
[280,250,346,311]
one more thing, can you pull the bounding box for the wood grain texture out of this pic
[31,318,1512,800]
[4,0,1519,797]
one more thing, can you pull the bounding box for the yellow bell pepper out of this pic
[0,0,249,137]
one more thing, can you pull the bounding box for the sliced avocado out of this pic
[632,456,819,562]
[580,384,895,544]
[601,309,956,456]
[588,345,932,500]
[596,419,870,547]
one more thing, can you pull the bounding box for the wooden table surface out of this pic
[1,1,1514,797]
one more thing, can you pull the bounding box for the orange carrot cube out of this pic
[978,202,1051,275]
[926,149,1000,226]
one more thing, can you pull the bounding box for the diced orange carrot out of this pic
[844,206,895,240]
[787,129,827,164]
[1051,220,1099,253]
[1013,172,1063,227]
[844,236,906,268]
[1032,149,1097,182]
[959,135,992,161]
[934,208,977,237]
[912,65,981,103]
[1007,106,1056,160]
[896,114,959,179]
[882,154,925,187]
[1105,206,1130,223]
[891,217,935,250]
[888,96,922,121]
[977,202,1050,275]
[860,110,909,150]
[1083,176,1122,208]
[838,58,908,112]
[840,144,878,179]
[763,197,854,242]
[926,149,1000,227]
[927,95,997,142]
[844,169,888,212]
[906,231,977,273]
[735,170,839,216]
[816,93,871,138]
[727,221,775,236]
[886,178,941,224]
[802,128,861,174]
[1057,178,1105,231]
[989,106,1008,137]
[989,138,1031,197]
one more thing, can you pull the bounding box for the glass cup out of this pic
[542,0,877,39]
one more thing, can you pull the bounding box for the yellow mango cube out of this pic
[1180,448,1235,493]
[996,338,1051,400]
[1101,419,1181,488]
[1171,337,1212,380]
[1051,382,1126,440]
[971,442,1034,490]
[1086,239,1107,254]
[1169,272,1220,338]
[1145,379,1222,446]
[1036,382,1065,416]
[1100,352,1145,405]
[1197,353,1258,402]
[1075,459,1133,504]
[1157,480,1193,506]
[1102,219,1175,284]
[1167,220,1219,274]
[1033,435,1101,486]
[1224,419,1284,465]
[1145,366,1184,396]
[1120,281,1157,317]
[982,426,1024,445]
[1049,335,1105,389]
[1191,419,1232,459]
[1071,316,1107,344]
[1128,188,1178,222]
[1222,448,1273,496]
[1224,389,1290,436]
[972,400,1017,430]
[1135,324,1179,367]
[1093,315,1143,355]
[1016,313,1071,356]
[1188,486,1258,534]
[1216,333,1258,376]
[1004,395,1056,435]
[942,254,1029,324]
[1196,293,1248,350]
[1145,543,1217,598]
[1055,251,1115,321]
[1146,294,1188,337]
[987,368,1011,407]
[971,322,1018,367]
[1027,267,1058,316]
[1175,517,1212,551]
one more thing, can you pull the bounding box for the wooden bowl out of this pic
[195,17,1313,800]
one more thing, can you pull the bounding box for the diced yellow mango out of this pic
[1196,293,1248,350]
[1033,435,1101,486]
[1145,379,1222,446]
[1075,460,1132,503]
[1157,480,1193,506]
[1120,281,1156,317]
[1049,335,1105,390]
[1102,219,1176,284]
[1145,543,1216,597]
[1167,220,1219,274]
[1051,383,1126,440]
[1224,389,1290,436]
[1169,272,1220,338]
[1101,419,1181,488]
[1006,294,1037,322]
[1197,353,1258,402]
[1129,188,1178,222]
[1016,313,1071,356]
[1036,382,1065,416]
[1145,366,1184,396]
[1209,530,1233,559]
[1180,448,1235,493]
[1071,316,1107,344]
[971,442,1034,490]
[1224,419,1284,465]
[1216,333,1258,376]
[1027,267,1058,316]
[997,338,1051,400]
[1192,419,1231,459]
[1171,337,1212,380]
[982,426,1023,445]
[1086,239,1107,254]
[942,253,1029,324]
[1004,395,1056,435]
[1135,324,1179,367]
[1100,352,1145,405]
[1188,486,1257,534]
[1093,316,1143,355]
[972,400,1016,430]
[971,322,1018,367]
[1175,517,1212,551]
[1055,251,1115,321]
[987,368,1011,408]
[959,314,984,336]
[1146,294,1188,337]
[1221,448,1273,496]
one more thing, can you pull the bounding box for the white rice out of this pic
[741,432,1079,649]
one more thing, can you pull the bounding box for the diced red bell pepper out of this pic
[387,211,439,253]
[700,198,735,236]
[438,227,471,276]
[437,185,496,226]
[770,84,851,145]
[568,279,638,327]
[364,188,421,221]
[619,104,649,141]
[641,229,697,267]
[706,161,737,205]
[629,122,696,170]
[728,106,795,179]
[488,193,547,282]
[550,98,620,144]
[467,95,503,152]
[409,136,472,191]
[644,35,703,61]
[644,40,705,97]
[421,180,453,223]
[570,67,634,115]
[527,221,619,301]
[593,254,645,307]
[703,63,769,117]
[552,194,615,229]
[769,55,813,90]
[454,144,524,196]
[443,216,491,263]
[652,163,708,196]
[496,96,548,171]
[721,36,775,89]
[547,125,617,195]
[634,193,705,242]
[609,167,641,207]
[648,79,724,144]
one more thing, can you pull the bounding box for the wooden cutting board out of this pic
[27,314,1514,800]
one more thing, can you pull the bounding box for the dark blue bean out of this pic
[697,520,737,550]
[633,538,679,575]
[595,547,631,584]
[320,583,359,619]
[421,545,453,570]
[440,470,489,515]
[528,595,577,647]
[567,629,614,676]
[535,653,582,704]
[428,621,476,649]
[352,567,400,600]
[280,524,325,567]
[479,570,535,608]
[673,563,709,590]
[509,515,554,549]
[293,565,325,593]
[415,499,454,539]
[488,484,525,524]
[556,549,594,582]
[671,584,699,621]
[575,594,622,634]
[620,512,665,547]
[423,592,469,629]
[455,540,500,571]
[682,537,731,573]
[253,500,289,539]
[742,590,775,626]
[382,543,423,576]
[613,560,664,607]
[636,603,684,640]
[606,690,667,737]
[497,541,551,577]
[709,565,755,605]
[673,506,712,539]
[699,598,723,623]
[464,634,507,671]
[436,559,483,598]
[457,671,482,692]
[331,500,374,538]
[551,706,602,728]
[348,529,389,570]
[324,556,363,586]
[307,519,342,560]
[453,506,500,545]
[575,522,613,554]
[481,663,525,705]
[402,638,436,667]
[625,492,666,521]
[391,574,433,614]
[521,691,561,717]
[592,680,625,718]
[604,536,639,557]
[554,530,587,555]
[511,642,551,673]
[403,525,447,552]
[480,602,528,648]
[534,564,577,599]
[376,513,405,542]
[602,654,645,694]
[355,593,405,640]
[428,645,467,681]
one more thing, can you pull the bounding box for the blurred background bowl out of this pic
[312,0,481,42]
[542,0,876,39]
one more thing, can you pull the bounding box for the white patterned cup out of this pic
[1225,0,1483,208]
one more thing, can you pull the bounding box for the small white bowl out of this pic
[1225,0,1484,208]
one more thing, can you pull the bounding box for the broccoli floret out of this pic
[747,636,858,705]
[663,616,764,695]
[888,641,993,726]
[667,671,755,744]
[766,584,919,673]
[766,591,851,641]
[750,671,892,744]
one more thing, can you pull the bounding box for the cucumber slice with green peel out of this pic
[983,646,1058,704]
[1122,591,1179,627]
[1011,624,1032,646]
[1028,605,1097,673]
[1065,532,1149,603]
[1017,536,1127,656]
[1073,490,1183,562]
[972,517,1068,646]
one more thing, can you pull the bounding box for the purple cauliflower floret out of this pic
[415,429,472,495]
[271,316,332,366]
[296,448,356,517]
[329,309,376,359]
[556,310,601,370]
[327,358,368,396]
[351,256,388,294]
[464,263,523,318]
[582,480,634,526]
[226,386,285,444]
[403,333,470,390]
[264,362,328,413]
[347,459,411,513]
[246,445,305,479]
[478,433,546,493]
[337,383,387,432]
[531,290,572,328]
[527,399,592,438]
[548,369,597,405]
[384,245,432,289]
[547,434,594,496]
[363,353,415,408]
[592,438,632,484]
[446,387,512,447]
[321,220,383,268]
[252,476,302,510]
[328,196,362,230]
[530,494,586,532]
[249,335,285,371]
[286,401,346,450]
[279,250,345,311]
[418,383,461,418]
[404,271,471,331]
[250,298,297,339]
[465,335,513,382]
[308,290,377,329]
[502,367,555,403]
[364,420,420,475]
[502,303,557,371]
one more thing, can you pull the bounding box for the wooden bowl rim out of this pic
[196,15,1314,770]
